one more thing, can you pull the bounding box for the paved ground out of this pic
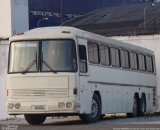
[1,115,160,130]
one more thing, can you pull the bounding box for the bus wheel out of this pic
[139,94,146,116]
[79,94,101,123]
[100,114,105,120]
[24,114,46,125]
[132,95,139,117]
[127,95,139,118]
[126,113,133,118]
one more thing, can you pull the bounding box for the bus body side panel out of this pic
[87,64,156,114]
[77,36,156,115]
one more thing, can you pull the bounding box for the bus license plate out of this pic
[32,105,45,111]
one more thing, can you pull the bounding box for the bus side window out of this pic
[110,47,120,67]
[79,45,88,73]
[130,51,138,70]
[146,55,154,73]
[120,49,130,69]
[138,54,146,71]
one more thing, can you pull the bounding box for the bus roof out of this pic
[9,26,154,55]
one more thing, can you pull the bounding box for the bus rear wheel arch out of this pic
[79,93,102,123]
[24,114,46,125]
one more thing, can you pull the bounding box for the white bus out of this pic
[7,26,157,125]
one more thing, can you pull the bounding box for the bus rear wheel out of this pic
[127,95,139,118]
[130,94,140,117]
[79,94,101,123]
[133,94,141,117]
[139,94,146,116]
[24,114,46,125]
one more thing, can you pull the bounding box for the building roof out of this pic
[62,3,160,36]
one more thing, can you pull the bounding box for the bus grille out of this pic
[11,88,68,98]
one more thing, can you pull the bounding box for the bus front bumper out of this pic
[7,100,80,115]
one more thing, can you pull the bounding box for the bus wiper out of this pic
[22,52,38,74]
[42,60,57,73]
[21,60,37,74]
[41,52,57,73]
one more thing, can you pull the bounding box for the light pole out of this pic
[102,0,105,8]
[61,0,63,23]
[37,17,48,27]
[144,3,155,34]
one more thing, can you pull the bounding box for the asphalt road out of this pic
[1,115,160,130]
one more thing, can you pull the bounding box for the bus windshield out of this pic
[41,40,77,72]
[9,39,77,73]
[9,41,38,73]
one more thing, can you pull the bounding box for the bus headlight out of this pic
[8,103,14,109]
[58,102,65,108]
[15,103,21,109]
[66,102,72,108]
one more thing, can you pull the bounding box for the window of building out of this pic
[110,47,120,67]
[138,54,146,71]
[88,41,99,64]
[146,55,154,72]
[100,45,110,66]
[130,51,138,70]
[120,49,130,69]
[79,45,88,73]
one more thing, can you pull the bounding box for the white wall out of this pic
[112,35,160,110]
[0,40,9,119]
[0,0,12,37]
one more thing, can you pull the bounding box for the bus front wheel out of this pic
[79,94,101,123]
[24,114,46,125]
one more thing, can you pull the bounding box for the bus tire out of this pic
[79,114,87,122]
[126,113,133,118]
[24,114,46,125]
[100,114,105,120]
[132,95,139,117]
[139,94,146,116]
[79,94,101,123]
[127,95,139,118]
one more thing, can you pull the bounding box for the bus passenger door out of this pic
[77,38,91,113]
[78,38,89,77]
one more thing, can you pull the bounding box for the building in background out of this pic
[63,3,160,36]
[28,0,154,29]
